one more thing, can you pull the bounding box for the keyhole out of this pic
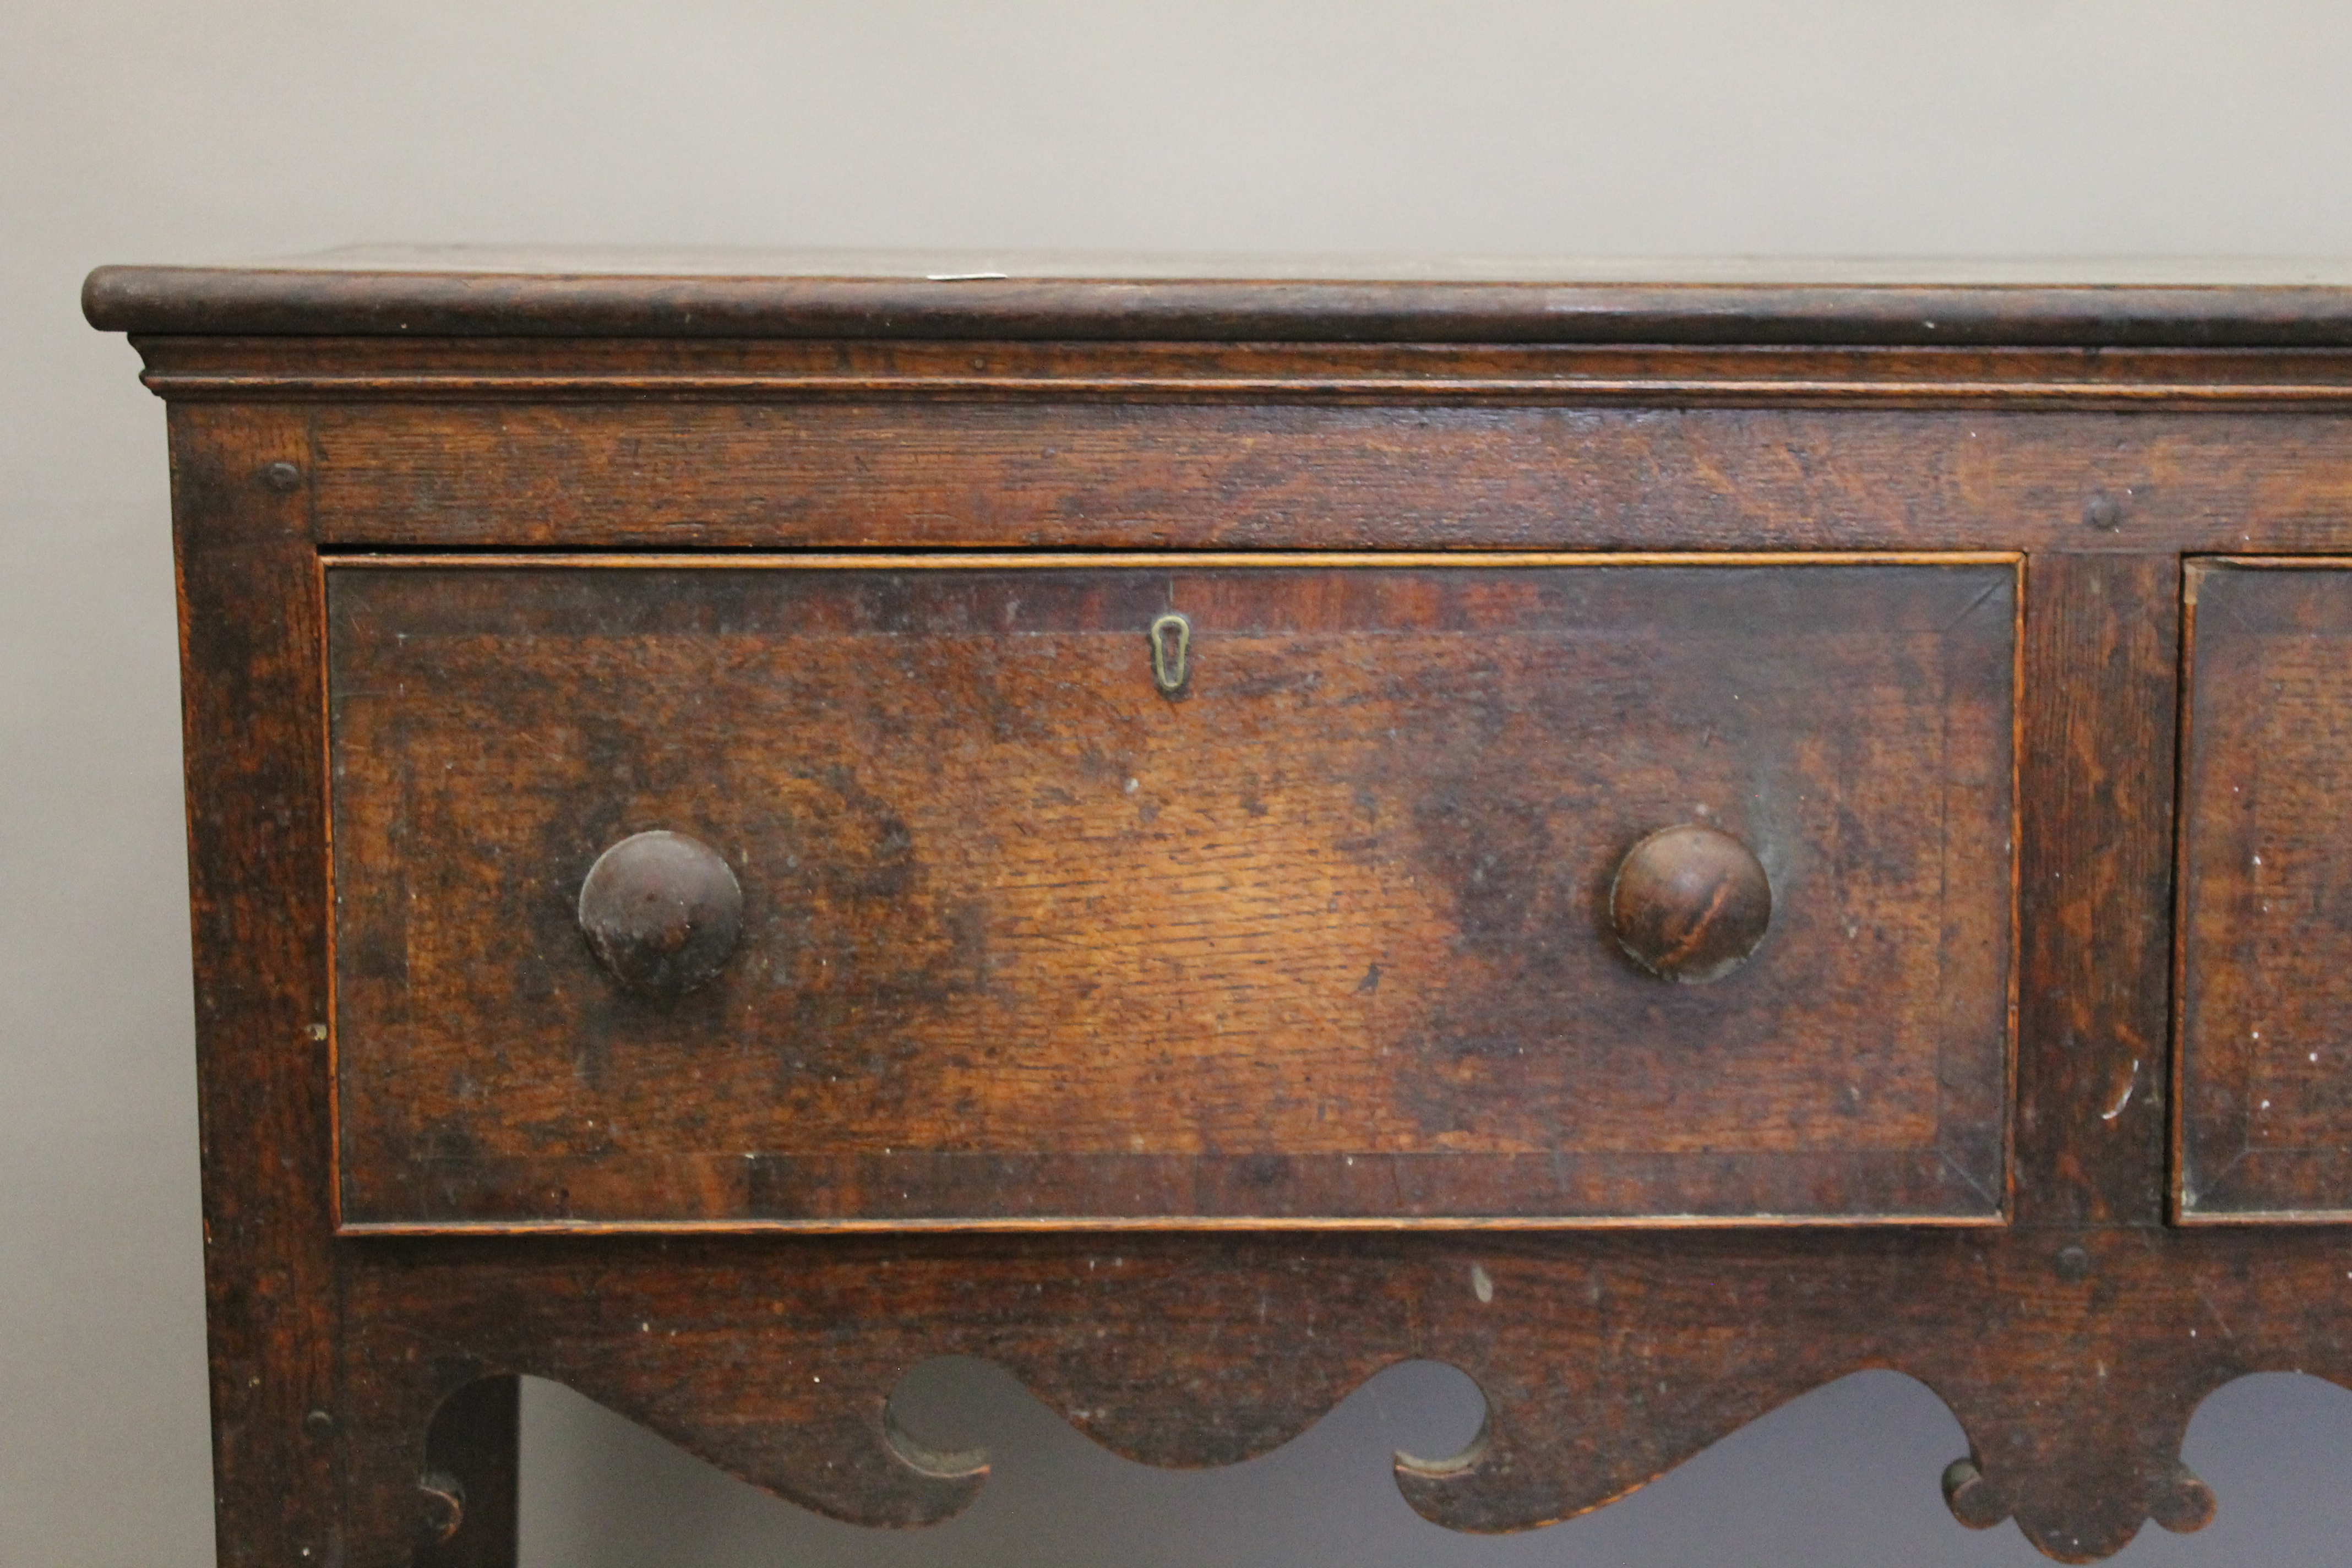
[1149,612,1191,695]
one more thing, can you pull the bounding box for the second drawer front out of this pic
[2180,559,2352,1220]
[326,555,2017,1229]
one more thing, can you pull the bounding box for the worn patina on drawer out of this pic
[326,552,2017,1230]
[2178,558,2352,1221]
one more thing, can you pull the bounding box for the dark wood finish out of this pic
[324,557,2015,1229]
[576,830,744,998]
[80,248,2352,345]
[415,1376,519,1567]
[2013,553,2181,1231]
[2177,558,2352,1219]
[168,403,351,1565]
[270,399,2352,555]
[89,255,2352,1565]
[337,1226,2352,1564]
[122,335,2352,407]
[1608,824,1774,983]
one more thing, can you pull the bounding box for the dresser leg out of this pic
[415,1376,520,1568]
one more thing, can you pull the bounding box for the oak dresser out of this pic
[82,250,2352,1565]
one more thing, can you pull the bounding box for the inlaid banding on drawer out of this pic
[324,553,2018,1230]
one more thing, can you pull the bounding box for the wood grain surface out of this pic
[325,557,2017,1227]
[2013,553,2182,1230]
[101,271,2352,1566]
[168,404,350,1566]
[2178,558,2352,1219]
[81,249,2352,345]
[123,335,2352,406]
[339,1224,2352,1565]
[282,396,2352,555]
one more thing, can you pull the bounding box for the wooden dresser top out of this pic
[81,246,2352,345]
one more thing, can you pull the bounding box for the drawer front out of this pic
[2179,559,2352,1221]
[326,554,2017,1229]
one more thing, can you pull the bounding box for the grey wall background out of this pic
[14,3,2352,1563]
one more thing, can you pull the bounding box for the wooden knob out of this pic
[577,830,742,998]
[1609,824,1771,983]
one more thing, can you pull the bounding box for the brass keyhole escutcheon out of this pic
[1148,612,1192,695]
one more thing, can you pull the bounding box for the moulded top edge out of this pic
[80,247,2352,347]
